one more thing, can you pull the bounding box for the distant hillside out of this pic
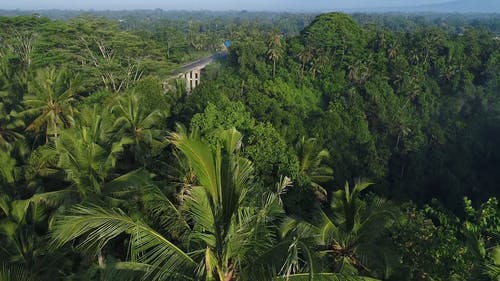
[351,0,500,13]
[409,0,500,13]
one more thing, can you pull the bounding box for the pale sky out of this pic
[1,0,454,11]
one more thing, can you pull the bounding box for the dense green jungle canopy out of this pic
[1,11,500,281]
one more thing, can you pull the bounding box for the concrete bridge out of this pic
[165,52,225,92]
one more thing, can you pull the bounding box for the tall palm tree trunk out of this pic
[273,59,276,78]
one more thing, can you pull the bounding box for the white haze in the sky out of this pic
[2,0,455,11]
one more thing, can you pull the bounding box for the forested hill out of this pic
[184,12,500,209]
[1,11,500,281]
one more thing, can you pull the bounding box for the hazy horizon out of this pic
[2,0,455,12]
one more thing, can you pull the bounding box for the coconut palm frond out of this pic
[51,204,197,281]
[275,272,381,281]
[0,264,35,281]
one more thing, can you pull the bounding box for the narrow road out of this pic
[173,52,227,75]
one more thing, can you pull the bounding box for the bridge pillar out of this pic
[185,68,201,93]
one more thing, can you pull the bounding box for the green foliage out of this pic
[0,264,35,281]
[190,101,299,188]
[282,181,399,280]
[244,122,299,185]
[0,149,18,188]
[51,128,290,280]
[302,13,366,60]
[1,11,500,281]
[22,67,81,142]
[392,203,471,280]
[111,93,167,165]
[132,77,170,112]
[190,102,255,140]
[392,198,500,281]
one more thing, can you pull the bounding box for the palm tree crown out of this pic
[23,67,80,142]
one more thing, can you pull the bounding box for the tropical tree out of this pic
[302,13,366,69]
[283,181,398,280]
[295,137,333,201]
[170,126,289,280]
[267,32,284,78]
[0,44,31,105]
[0,104,25,150]
[22,67,80,143]
[51,127,289,280]
[111,93,166,165]
[165,148,197,205]
[0,53,29,150]
[327,182,398,277]
[297,46,314,78]
[0,148,19,191]
[0,192,72,279]
[45,104,151,202]
[462,197,500,280]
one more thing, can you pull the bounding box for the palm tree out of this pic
[170,126,288,281]
[0,148,18,189]
[267,32,283,78]
[51,127,288,280]
[295,137,333,201]
[0,50,30,104]
[51,104,156,200]
[54,105,118,196]
[347,60,371,86]
[283,181,397,280]
[22,67,80,143]
[387,41,399,60]
[0,105,25,150]
[0,54,28,150]
[0,191,71,279]
[166,148,197,205]
[298,46,314,78]
[111,93,166,165]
